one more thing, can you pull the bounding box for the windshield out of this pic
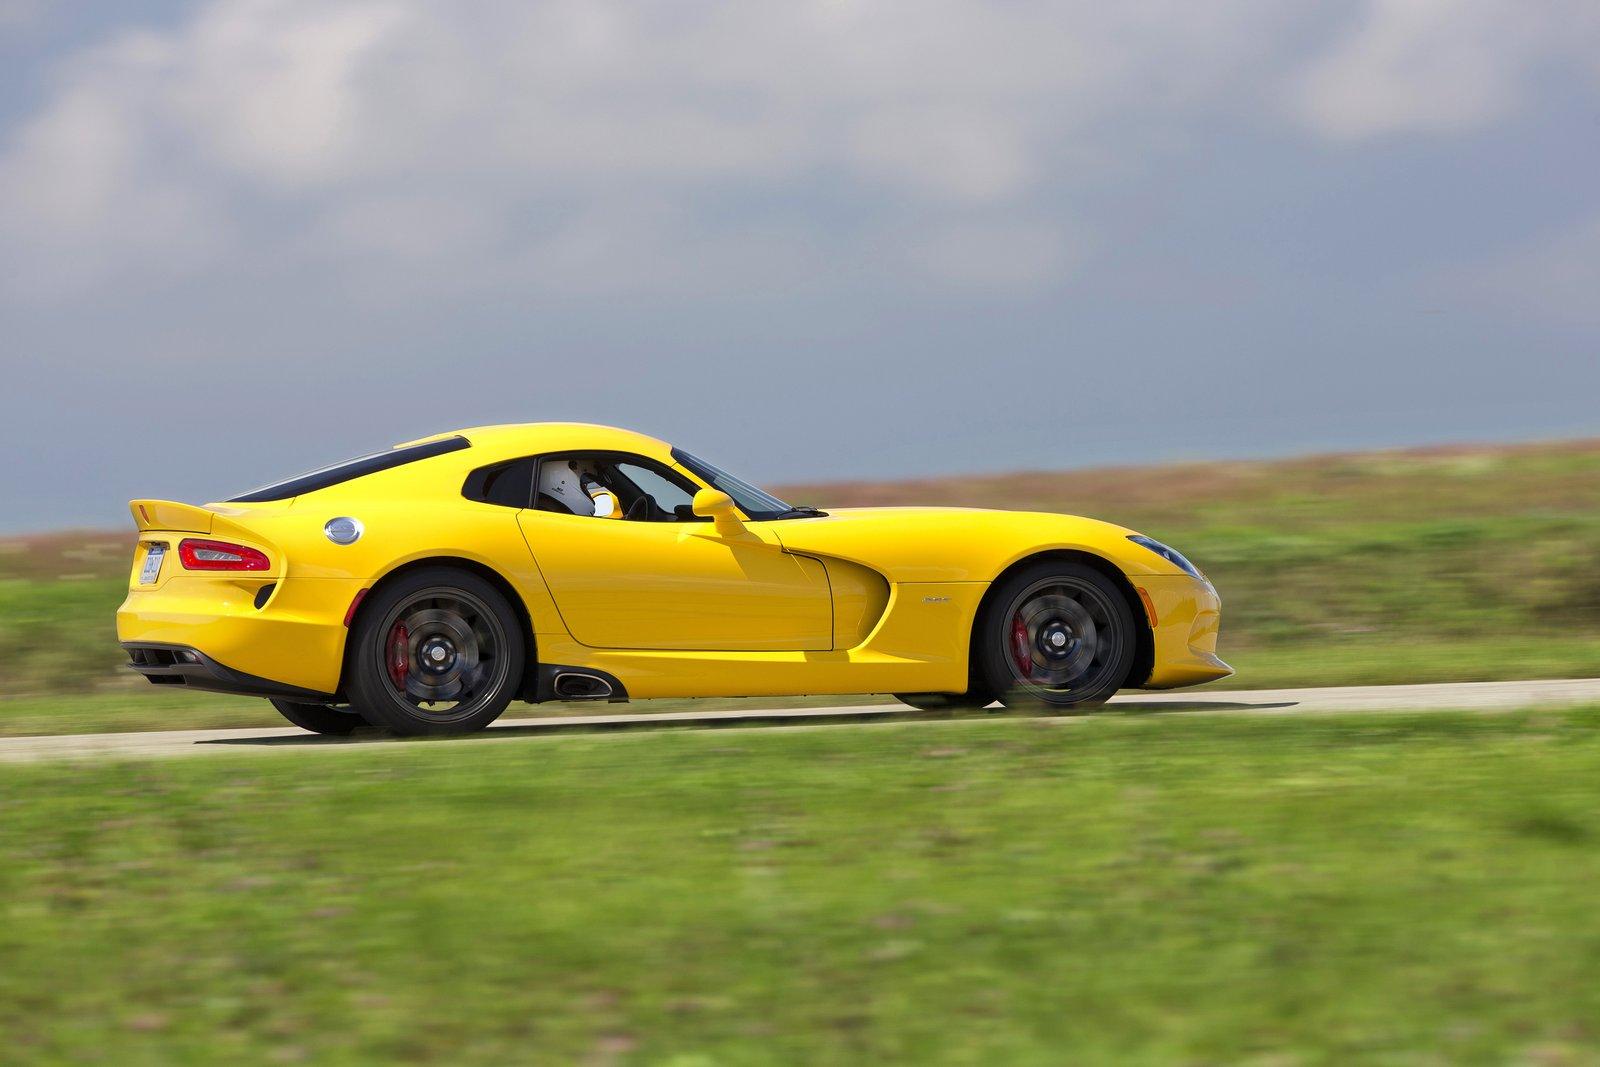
[672,449,804,521]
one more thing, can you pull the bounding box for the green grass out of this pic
[0,576,128,695]
[0,689,277,737]
[5,439,1600,732]
[3,708,1600,1063]
[1224,634,1600,690]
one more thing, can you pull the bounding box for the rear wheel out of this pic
[269,699,364,736]
[347,567,526,736]
[976,561,1136,711]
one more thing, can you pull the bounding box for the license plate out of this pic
[140,545,165,585]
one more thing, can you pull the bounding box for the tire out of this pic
[346,567,526,736]
[894,692,996,712]
[975,560,1137,711]
[269,699,365,736]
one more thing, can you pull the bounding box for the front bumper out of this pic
[1135,574,1233,689]
[117,576,364,696]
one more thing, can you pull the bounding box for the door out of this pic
[517,455,833,651]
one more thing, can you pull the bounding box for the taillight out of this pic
[178,538,270,572]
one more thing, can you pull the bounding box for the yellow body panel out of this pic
[765,506,1175,584]
[534,581,986,698]
[518,510,832,651]
[115,422,1232,704]
[1136,575,1231,689]
[119,570,363,695]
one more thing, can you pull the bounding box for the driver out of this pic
[537,460,621,518]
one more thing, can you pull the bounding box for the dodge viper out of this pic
[117,424,1230,735]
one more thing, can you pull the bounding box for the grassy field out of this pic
[4,438,1600,733]
[3,707,1599,1063]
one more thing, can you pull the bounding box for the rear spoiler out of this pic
[131,499,220,535]
[129,500,281,555]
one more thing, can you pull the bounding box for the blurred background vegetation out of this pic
[4,438,1599,723]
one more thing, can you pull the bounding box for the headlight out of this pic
[1128,535,1205,580]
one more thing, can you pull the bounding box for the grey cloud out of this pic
[0,0,1331,300]
[2,0,1599,530]
[1294,0,1600,139]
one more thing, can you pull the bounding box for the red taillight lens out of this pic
[178,538,270,572]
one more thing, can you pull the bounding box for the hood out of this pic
[766,506,1163,584]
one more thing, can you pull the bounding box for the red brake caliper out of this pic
[387,622,410,690]
[1011,615,1032,677]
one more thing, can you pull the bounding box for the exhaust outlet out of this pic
[552,672,614,700]
[534,664,628,703]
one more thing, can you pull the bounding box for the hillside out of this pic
[5,438,1600,706]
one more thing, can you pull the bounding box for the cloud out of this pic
[0,0,1288,301]
[1294,0,1600,139]
[2,0,1598,304]
[170,0,410,188]
[847,106,1035,203]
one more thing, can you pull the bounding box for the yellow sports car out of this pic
[117,424,1230,735]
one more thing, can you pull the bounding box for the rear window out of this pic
[228,436,471,503]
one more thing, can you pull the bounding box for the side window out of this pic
[533,452,706,522]
[615,462,697,520]
[463,458,536,509]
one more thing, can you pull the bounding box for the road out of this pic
[2,677,1597,764]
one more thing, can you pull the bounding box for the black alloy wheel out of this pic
[977,561,1136,710]
[347,567,525,735]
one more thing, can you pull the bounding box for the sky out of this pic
[2,0,1598,531]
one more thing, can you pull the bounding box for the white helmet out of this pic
[538,460,596,516]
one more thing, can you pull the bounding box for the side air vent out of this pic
[254,584,276,610]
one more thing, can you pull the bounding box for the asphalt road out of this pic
[1,678,1597,765]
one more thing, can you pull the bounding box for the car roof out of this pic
[220,424,686,507]
[403,423,677,465]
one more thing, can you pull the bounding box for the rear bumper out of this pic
[116,576,363,696]
[1136,574,1233,690]
[123,643,338,702]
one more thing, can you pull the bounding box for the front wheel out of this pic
[975,561,1137,711]
[346,567,526,736]
[270,699,365,735]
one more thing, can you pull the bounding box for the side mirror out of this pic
[692,488,744,536]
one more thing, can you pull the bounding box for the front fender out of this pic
[768,507,1181,583]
